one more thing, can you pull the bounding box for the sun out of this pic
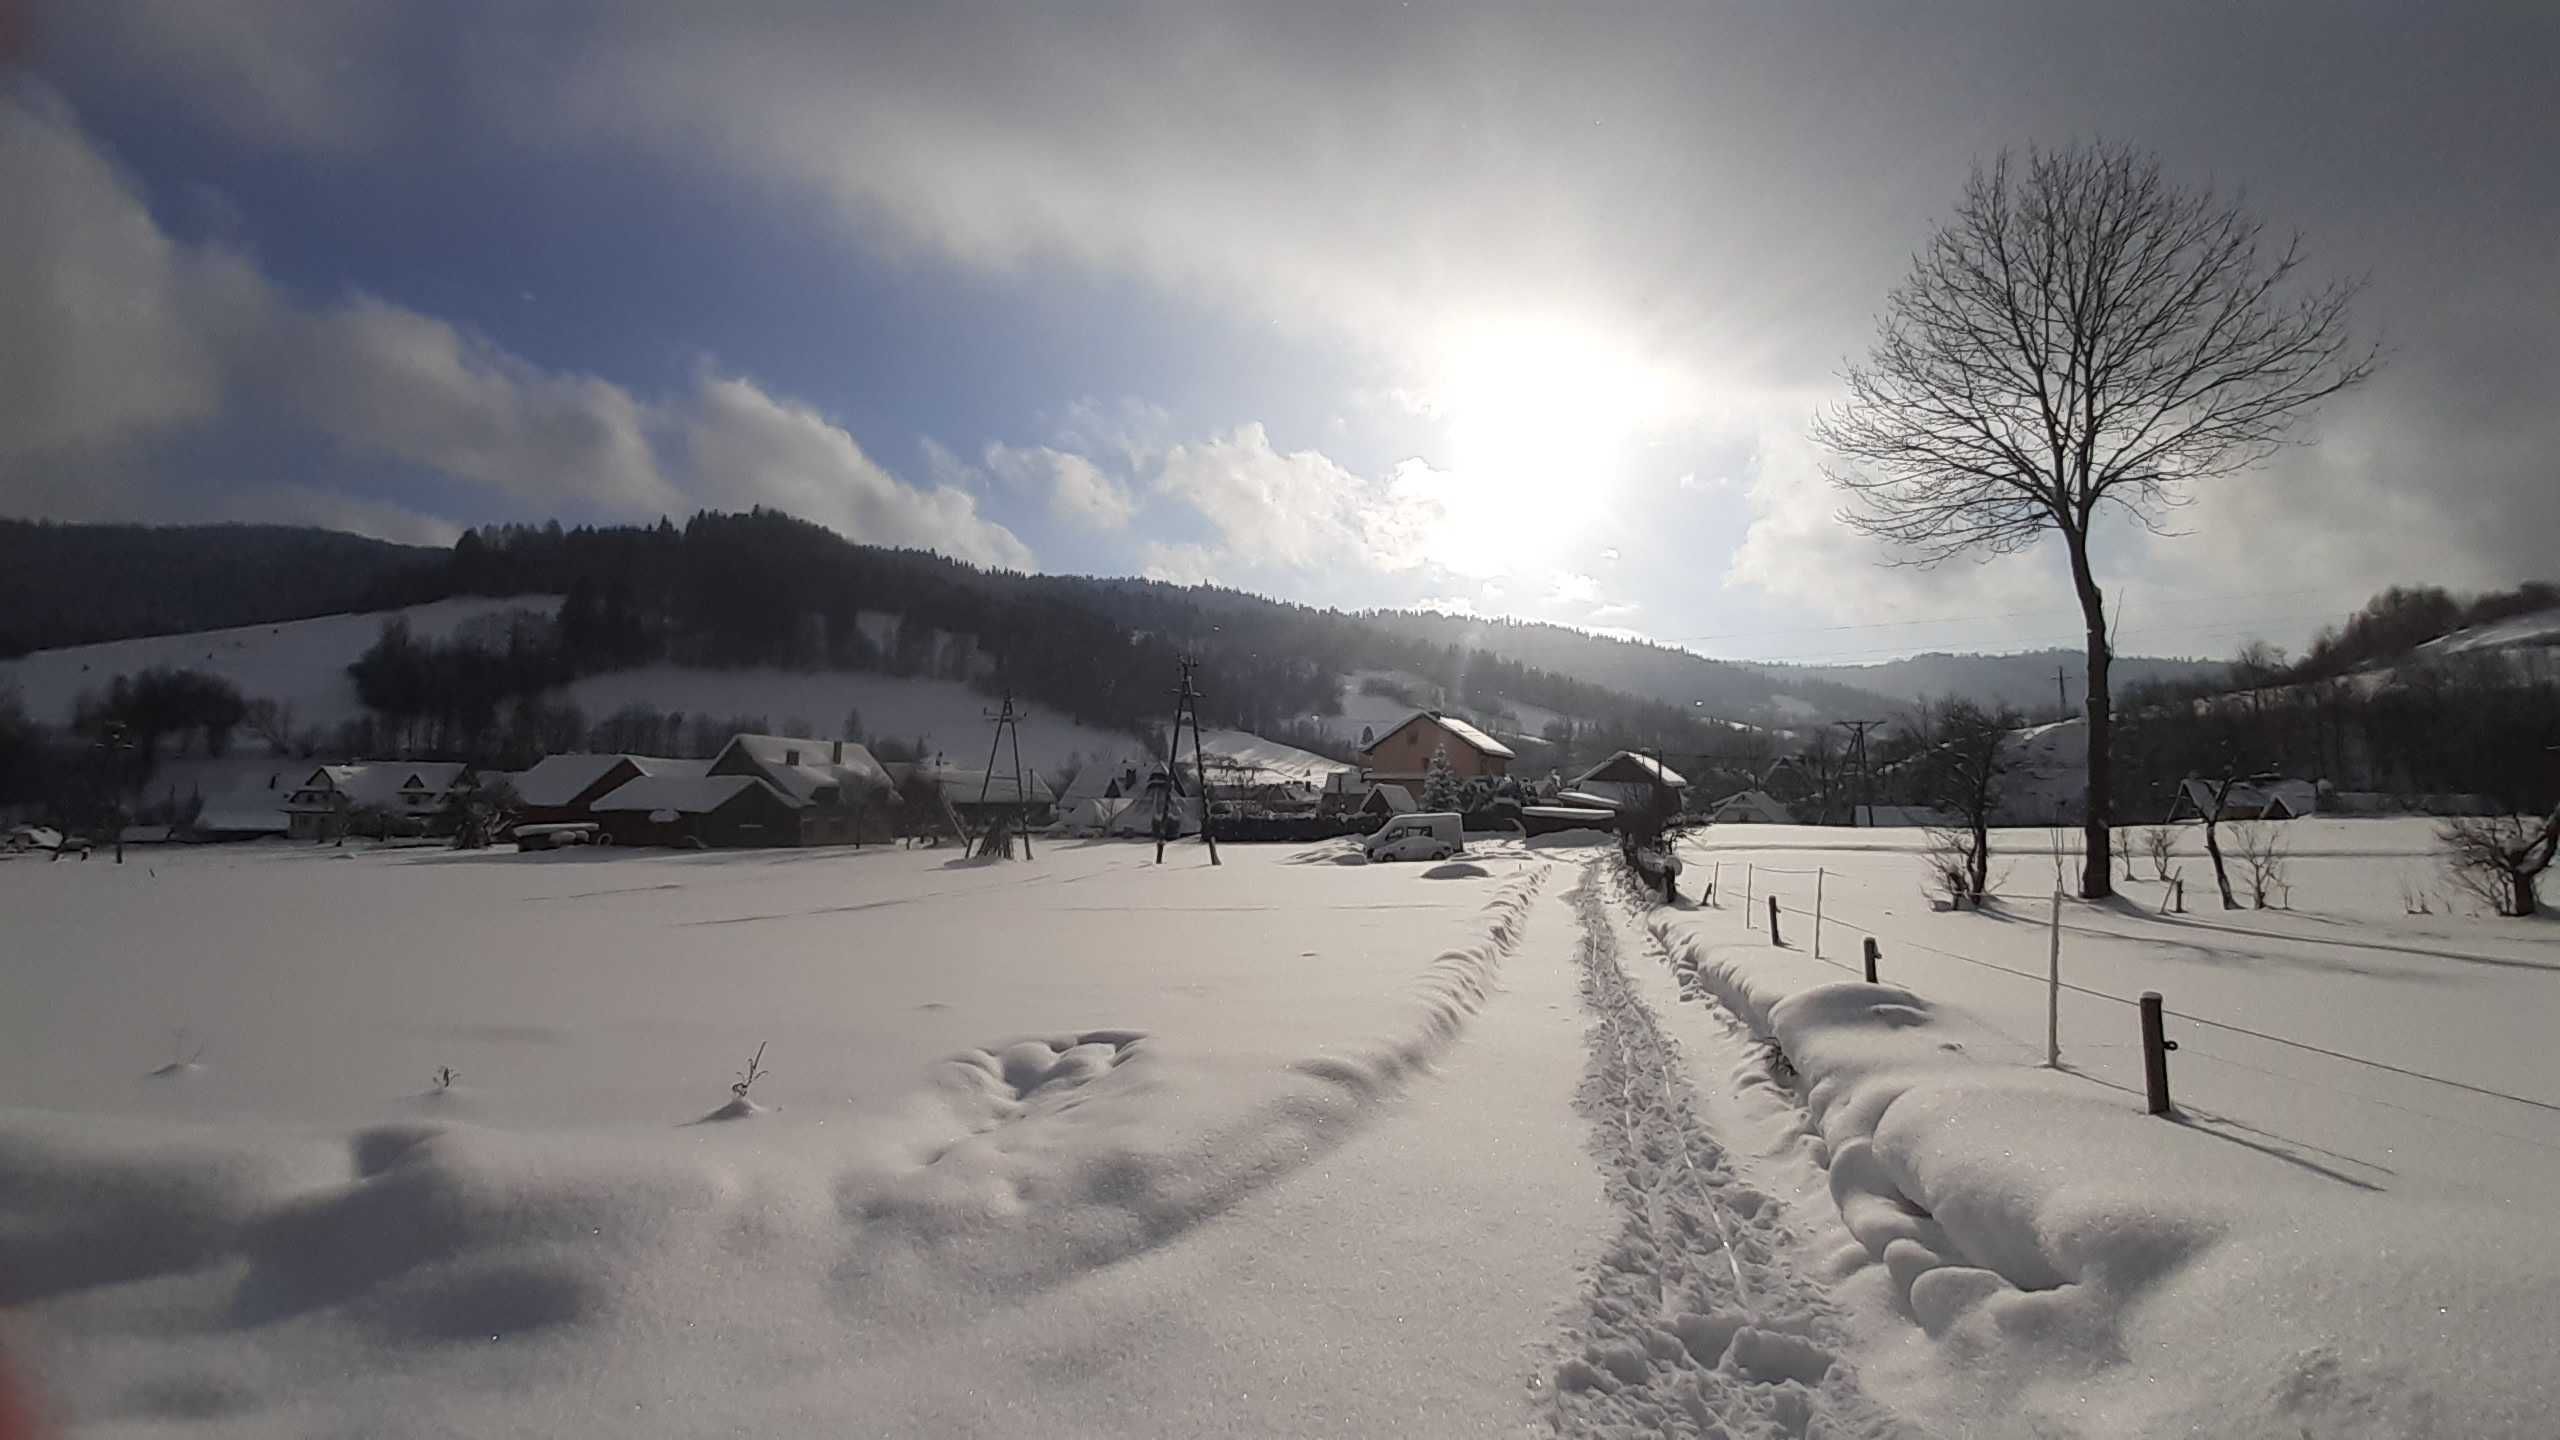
[1417,316,1676,577]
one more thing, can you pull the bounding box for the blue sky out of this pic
[7,2,2554,664]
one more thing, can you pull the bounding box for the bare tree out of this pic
[2437,806,2560,918]
[1813,140,2378,900]
[1912,698,2018,907]
[244,697,298,755]
[2228,820,2289,909]
[2141,823,2178,882]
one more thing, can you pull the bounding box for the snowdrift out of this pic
[1647,904,2560,1437]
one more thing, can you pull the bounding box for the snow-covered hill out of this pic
[0,597,556,730]
[563,665,1137,773]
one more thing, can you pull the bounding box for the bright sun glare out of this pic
[1421,318,1678,578]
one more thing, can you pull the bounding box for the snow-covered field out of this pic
[4,818,2554,1435]
[0,835,1617,1436]
[1663,818,2560,1434]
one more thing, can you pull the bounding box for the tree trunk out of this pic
[2203,817,2238,909]
[2067,537,2115,899]
[2514,869,2539,919]
[1968,816,1990,902]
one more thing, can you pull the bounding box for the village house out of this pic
[891,758,1058,832]
[1705,789,1795,825]
[705,733,897,845]
[512,753,709,826]
[283,762,470,839]
[589,774,807,849]
[1358,710,1515,784]
[1563,751,1687,815]
[2169,776,2319,823]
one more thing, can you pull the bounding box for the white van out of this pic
[1364,811,1463,863]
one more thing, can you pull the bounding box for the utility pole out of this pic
[977,688,1031,859]
[1154,656,1220,866]
[1834,719,1884,827]
[2056,666,2072,723]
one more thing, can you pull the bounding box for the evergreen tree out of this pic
[1422,744,1461,811]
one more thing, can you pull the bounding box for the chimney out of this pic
[832,739,843,764]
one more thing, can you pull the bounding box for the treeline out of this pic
[2114,651,2559,816]
[0,519,444,657]
[419,509,1726,758]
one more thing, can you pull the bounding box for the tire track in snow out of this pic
[1545,855,1913,1440]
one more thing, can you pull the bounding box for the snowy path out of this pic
[1544,857,1911,1439]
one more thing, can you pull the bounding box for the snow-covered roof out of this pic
[630,755,711,779]
[1191,729,1353,786]
[2178,776,2317,819]
[591,774,800,814]
[1058,758,1146,802]
[513,754,636,808]
[1708,789,1794,822]
[1368,710,1517,761]
[909,761,1056,805]
[1362,782,1417,814]
[303,761,469,808]
[1573,751,1687,788]
[716,734,891,801]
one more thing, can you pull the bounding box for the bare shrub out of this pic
[2229,821,2290,909]
[2142,825,2178,882]
[1922,826,1982,908]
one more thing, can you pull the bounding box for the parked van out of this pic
[1363,811,1463,863]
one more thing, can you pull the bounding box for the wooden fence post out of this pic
[2139,992,2177,1115]
[1814,868,1826,960]
[2046,887,2064,1069]
[1744,863,1755,924]
[1767,894,1781,946]
[1862,936,1879,984]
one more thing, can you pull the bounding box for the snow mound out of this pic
[1649,908,2560,1437]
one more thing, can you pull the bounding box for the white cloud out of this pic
[982,441,1135,529]
[1550,572,1602,606]
[1151,423,1448,577]
[0,90,225,455]
[1,90,1025,568]
[1138,541,1218,586]
[684,378,1032,569]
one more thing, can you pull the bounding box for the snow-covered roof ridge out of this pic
[591,773,797,814]
[513,753,634,807]
[1370,709,1518,760]
[1573,750,1687,788]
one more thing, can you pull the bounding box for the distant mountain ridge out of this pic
[1766,649,2228,715]
[3,517,1910,742]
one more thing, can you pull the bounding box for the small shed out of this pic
[1359,782,1418,818]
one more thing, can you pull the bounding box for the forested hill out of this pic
[0,520,445,657]
[0,512,1905,754]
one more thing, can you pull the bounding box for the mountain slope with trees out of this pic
[0,519,445,657]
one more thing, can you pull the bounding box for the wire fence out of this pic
[1682,848,2560,1131]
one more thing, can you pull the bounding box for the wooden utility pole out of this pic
[1834,719,1883,826]
[2055,666,2072,722]
[977,688,1032,859]
[1154,657,1220,866]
